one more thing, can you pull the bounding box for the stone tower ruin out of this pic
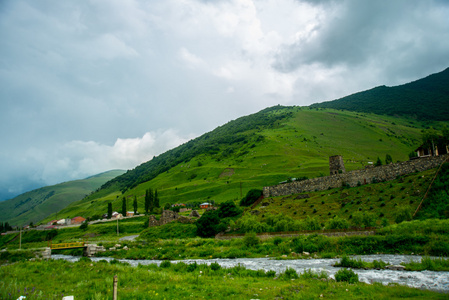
[329,155,345,175]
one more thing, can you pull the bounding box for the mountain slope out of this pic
[51,107,440,221]
[0,169,125,226]
[310,67,449,121]
[42,67,449,221]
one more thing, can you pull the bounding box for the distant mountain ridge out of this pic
[310,67,449,121]
[0,169,125,227]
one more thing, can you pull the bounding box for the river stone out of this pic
[386,265,406,271]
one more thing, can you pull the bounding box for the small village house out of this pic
[71,216,86,224]
[112,212,123,219]
[200,202,212,209]
[126,211,134,217]
[416,137,449,157]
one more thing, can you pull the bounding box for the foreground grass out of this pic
[1,259,446,300]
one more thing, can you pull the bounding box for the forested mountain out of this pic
[310,67,449,121]
[0,170,124,227]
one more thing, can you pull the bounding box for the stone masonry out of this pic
[329,155,345,175]
[264,154,449,198]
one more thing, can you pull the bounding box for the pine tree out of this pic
[108,202,113,219]
[154,189,159,208]
[133,196,138,214]
[149,188,154,212]
[144,189,149,213]
[122,197,127,216]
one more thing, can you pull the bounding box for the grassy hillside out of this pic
[52,107,448,221]
[0,170,125,227]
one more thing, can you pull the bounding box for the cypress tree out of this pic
[108,202,112,219]
[122,197,127,216]
[145,189,149,213]
[148,188,154,212]
[154,189,159,208]
[133,196,138,214]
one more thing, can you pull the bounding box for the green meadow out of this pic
[2,258,447,300]
[45,107,439,223]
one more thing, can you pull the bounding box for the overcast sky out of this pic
[1,0,449,201]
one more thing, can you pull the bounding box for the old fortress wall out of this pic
[263,154,449,198]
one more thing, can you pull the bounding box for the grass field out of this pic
[1,257,447,299]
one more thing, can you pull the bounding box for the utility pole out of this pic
[113,275,118,300]
[116,218,119,236]
[19,227,22,250]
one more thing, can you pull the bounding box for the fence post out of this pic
[113,275,118,300]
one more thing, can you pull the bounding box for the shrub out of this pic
[210,262,221,271]
[335,268,359,283]
[266,270,277,277]
[325,216,349,230]
[273,237,283,246]
[186,262,198,272]
[240,189,263,207]
[243,233,260,247]
[395,206,412,224]
[281,267,299,279]
[160,260,171,268]
[218,201,242,218]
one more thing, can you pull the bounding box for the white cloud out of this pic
[39,130,192,184]
[1,0,449,200]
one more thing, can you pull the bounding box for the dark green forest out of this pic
[311,67,449,121]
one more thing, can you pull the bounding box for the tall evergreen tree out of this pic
[144,189,149,213]
[108,202,113,219]
[154,189,159,208]
[122,197,127,216]
[133,196,138,214]
[148,188,154,212]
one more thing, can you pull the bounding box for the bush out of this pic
[186,262,198,272]
[196,210,221,237]
[218,201,242,218]
[79,221,88,231]
[243,233,260,247]
[160,260,171,268]
[240,189,263,207]
[325,216,349,230]
[335,268,359,283]
[273,237,283,246]
[210,262,221,271]
[281,267,299,279]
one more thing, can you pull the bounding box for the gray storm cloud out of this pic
[1,0,448,200]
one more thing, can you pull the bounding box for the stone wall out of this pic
[264,154,449,198]
[147,210,196,227]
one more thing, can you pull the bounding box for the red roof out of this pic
[71,216,86,224]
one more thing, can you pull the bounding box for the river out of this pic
[52,254,449,293]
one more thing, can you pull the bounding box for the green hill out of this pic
[0,170,125,227]
[52,107,446,221]
[310,67,449,121]
[42,67,449,222]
